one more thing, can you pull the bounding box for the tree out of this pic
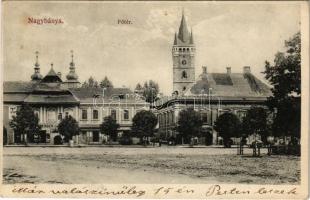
[263,32,301,140]
[81,81,88,88]
[100,116,120,142]
[81,76,99,88]
[214,112,241,148]
[135,80,159,103]
[242,107,268,156]
[132,110,158,144]
[177,108,203,145]
[242,107,268,143]
[135,83,143,91]
[9,104,41,144]
[100,76,113,89]
[58,115,79,142]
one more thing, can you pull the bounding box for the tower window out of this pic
[183,48,185,51]
[183,87,186,91]
[182,71,188,79]
[187,48,189,51]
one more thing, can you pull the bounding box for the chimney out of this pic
[226,67,231,75]
[57,72,62,79]
[243,66,251,74]
[202,66,207,74]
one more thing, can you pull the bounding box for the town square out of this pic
[2,1,303,189]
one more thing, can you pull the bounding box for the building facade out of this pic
[155,12,272,144]
[3,52,149,145]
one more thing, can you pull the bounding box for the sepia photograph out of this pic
[1,1,309,199]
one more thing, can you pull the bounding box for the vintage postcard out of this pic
[1,1,309,199]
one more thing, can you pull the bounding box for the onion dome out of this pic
[31,51,43,81]
[66,50,78,81]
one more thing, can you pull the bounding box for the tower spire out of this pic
[31,50,43,81]
[178,9,190,43]
[70,50,74,65]
[66,50,78,81]
[35,51,39,67]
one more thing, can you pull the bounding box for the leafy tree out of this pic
[132,110,158,143]
[242,107,268,143]
[81,81,88,88]
[135,80,159,103]
[177,108,203,144]
[81,76,99,88]
[263,32,301,139]
[100,116,120,141]
[214,112,241,148]
[58,115,79,142]
[135,83,143,91]
[100,76,113,89]
[9,104,41,144]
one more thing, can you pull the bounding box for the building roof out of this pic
[3,81,37,93]
[185,71,272,98]
[3,93,29,103]
[23,94,79,104]
[41,67,62,83]
[32,82,68,93]
[3,80,143,104]
[69,87,139,103]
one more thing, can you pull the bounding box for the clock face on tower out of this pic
[181,60,187,65]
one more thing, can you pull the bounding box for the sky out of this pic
[3,1,301,95]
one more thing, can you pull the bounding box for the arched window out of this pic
[183,86,186,91]
[182,71,187,79]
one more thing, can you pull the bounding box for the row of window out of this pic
[33,110,72,121]
[8,106,131,122]
[81,109,129,121]
[158,110,247,126]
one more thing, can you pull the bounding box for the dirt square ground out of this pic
[3,146,300,184]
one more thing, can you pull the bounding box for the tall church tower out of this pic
[172,11,195,95]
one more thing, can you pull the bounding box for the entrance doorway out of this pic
[93,131,100,142]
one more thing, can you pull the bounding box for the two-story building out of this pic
[3,52,149,145]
